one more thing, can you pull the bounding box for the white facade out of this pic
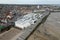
[15,13,43,29]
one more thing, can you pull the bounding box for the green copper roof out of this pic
[0,25,5,30]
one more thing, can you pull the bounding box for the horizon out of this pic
[0,0,60,4]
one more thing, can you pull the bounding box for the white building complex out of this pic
[15,13,43,29]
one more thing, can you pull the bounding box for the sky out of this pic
[0,0,60,4]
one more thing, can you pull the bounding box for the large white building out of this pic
[15,13,43,29]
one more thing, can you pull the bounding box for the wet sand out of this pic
[0,27,21,40]
[28,12,60,40]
